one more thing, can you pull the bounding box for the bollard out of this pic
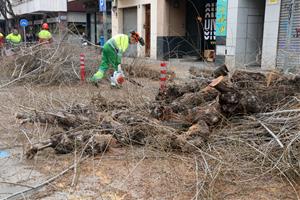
[80,53,85,83]
[160,62,167,92]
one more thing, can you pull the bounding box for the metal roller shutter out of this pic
[277,0,300,70]
[123,7,137,57]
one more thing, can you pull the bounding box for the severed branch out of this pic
[26,141,53,159]
[127,78,144,87]
[25,130,116,159]
[256,119,284,148]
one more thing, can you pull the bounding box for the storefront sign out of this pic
[47,17,59,23]
[34,20,43,25]
[268,0,278,4]
[216,0,228,37]
[204,2,216,41]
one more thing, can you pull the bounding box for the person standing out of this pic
[0,31,4,56]
[6,29,22,47]
[38,23,53,43]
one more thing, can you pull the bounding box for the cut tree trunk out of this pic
[26,130,116,159]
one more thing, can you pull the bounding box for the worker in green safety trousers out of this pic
[90,31,145,86]
[38,23,53,44]
[6,29,22,47]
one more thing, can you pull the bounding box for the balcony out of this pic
[12,0,67,16]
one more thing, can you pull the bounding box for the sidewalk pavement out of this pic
[123,57,217,80]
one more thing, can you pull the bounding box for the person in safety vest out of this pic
[0,31,4,56]
[38,23,52,43]
[6,29,22,47]
[90,31,145,87]
[0,32,4,46]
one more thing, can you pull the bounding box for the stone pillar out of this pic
[225,0,239,68]
[137,4,145,57]
[261,0,281,69]
[111,7,123,36]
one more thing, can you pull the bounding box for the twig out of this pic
[195,156,199,200]
[0,181,34,189]
[186,140,226,164]
[127,78,144,87]
[18,62,26,78]
[11,59,19,78]
[71,140,78,187]
[259,109,300,116]
[0,66,42,90]
[257,120,284,148]
[20,129,33,145]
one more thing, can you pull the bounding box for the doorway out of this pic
[185,0,216,60]
[233,0,265,67]
[245,15,264,67]
[144,4,151,57]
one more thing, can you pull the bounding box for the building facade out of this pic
[68,0,112,45]
[2,0,87,43]
[2,0,67,41]
[224,0,280,69]
[224,0,300,70]
[3,0,299,69]
[111,0,155,58]
[112,0,299,70]
[111,0,228,61]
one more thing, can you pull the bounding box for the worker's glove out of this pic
[92,70,104,80]
[90,70,105,87]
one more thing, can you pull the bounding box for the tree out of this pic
[0,0,16,33]
[0,0,16,21]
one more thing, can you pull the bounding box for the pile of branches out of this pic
[122,58,174,81]
[0,42,98,86]
[123,64,161,80]
[17,93,179,159]
[15,66,300,183]
[153,66,300,182]
[211,102,300,182]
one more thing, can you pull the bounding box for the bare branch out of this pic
[0,0,16,21]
